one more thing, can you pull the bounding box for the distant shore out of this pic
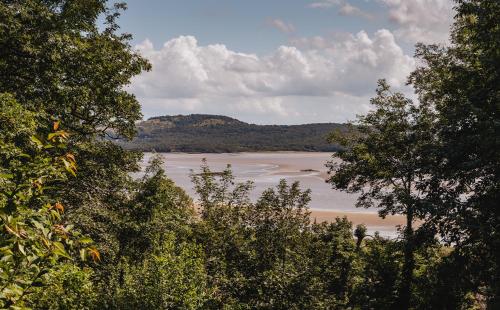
[309,209,405,227]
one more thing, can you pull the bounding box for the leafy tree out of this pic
[92,155,206,308]
[0,0,151,275]
[326,80,437,308]
[350,234,402,309]
[306,218,361,308]
[113,234,209,310]
[26,264,97,310]
[191,163,367,309]
[0,94,96,308]
[409,0,500,305]
[190,162,255,308]
[0,0,150,139]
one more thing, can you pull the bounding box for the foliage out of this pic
[326,80,438,308]
[0,1,150,305]
[91,155,207,309]
[0,0,150,139]
[0,0,496,308]
[190,163,472,309]
[0,94,96,308]
[409,0,500,305]
[191,163,315,308]
[25,264,97,310]
[113,234,209,310]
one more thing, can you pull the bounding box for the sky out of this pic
[120,0,455,124]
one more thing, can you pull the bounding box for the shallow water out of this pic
[140,152,400,237]
[141,152,359,212]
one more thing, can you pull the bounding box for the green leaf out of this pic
[78,237,93,245]
[30,136,43,147]
[0,173,13,179]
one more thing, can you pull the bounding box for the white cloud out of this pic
[309,0,343,9]
[309,0,373,19]
[339,3,372,19]
[381,0,454,44]
[131,31,414,124]
[267,18,295,34]
[309,0,454,45]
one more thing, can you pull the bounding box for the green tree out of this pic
[0,0,151,258]
[26,264,97,310]
[350,234,402,309]
[190,162,255,308]
[326,80,437,308]
[0,3,155,303]
[0,94,96,308]
[306,218,361,308]
[191,162,363,309]
[114,234,210,310]
[91,155,207,308]
[409,0,500,305]
[0,0,150,139]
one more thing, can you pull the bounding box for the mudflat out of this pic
[142,152,403,237]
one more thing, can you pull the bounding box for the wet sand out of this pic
[310,210,405,226]
[142,152,403,236]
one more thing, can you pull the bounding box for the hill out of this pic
[119,114,344,153]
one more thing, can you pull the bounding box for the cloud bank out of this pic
[130,30,414,124]
[382,0,454,44]
[129,0,454,124]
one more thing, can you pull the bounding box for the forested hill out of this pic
[120,114,345,153]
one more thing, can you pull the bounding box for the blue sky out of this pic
[120,0,393,54]
[123,0,455,124]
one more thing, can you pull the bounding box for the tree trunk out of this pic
[398,205,415,309]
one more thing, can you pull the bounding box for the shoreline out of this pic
[143,152,403,231]
[142,150,335,155]
[309,209,405,227]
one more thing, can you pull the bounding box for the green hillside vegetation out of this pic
[0,0,498,309]
[120,114,345,152]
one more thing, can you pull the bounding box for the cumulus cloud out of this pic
[309,0,453,45]
[130,31,414,124]
[267,18,295,34]
[381,0,454,44]
[309,0,373,19]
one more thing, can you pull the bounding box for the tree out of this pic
[113,234,210,310]
[0,94,97,308]
[0,3,154,300]
[25,263,97,310]
[326,80,437,308]
[307,218,361,308]
[409,0,500,305]
[0,0,150,139]
[191,163,322,309]
[88,155,203,308]
[0,0,151,255]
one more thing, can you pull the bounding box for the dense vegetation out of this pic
[0,0,498,309]
[119,114,345,153]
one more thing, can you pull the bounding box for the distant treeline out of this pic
[119,114,345,152]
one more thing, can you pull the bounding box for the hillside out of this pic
[119,114,344,153]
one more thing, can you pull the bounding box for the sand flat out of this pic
[142,152,402,236]
[310,209,405,226]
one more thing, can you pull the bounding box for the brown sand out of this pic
[193,203,404,228]
[310,210,406,226]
